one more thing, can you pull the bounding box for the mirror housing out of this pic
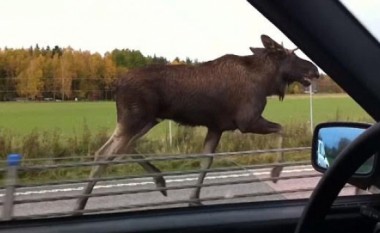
[312,122,377,184]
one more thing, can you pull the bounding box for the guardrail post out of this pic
[2,153,21,220]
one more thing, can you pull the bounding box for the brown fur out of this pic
[74,34,319,212]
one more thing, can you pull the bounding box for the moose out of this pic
[74,34,319,212]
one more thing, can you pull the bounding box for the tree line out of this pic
[0,45,198,101]
[0,45,342,101]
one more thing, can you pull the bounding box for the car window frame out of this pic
[249,0,380,121]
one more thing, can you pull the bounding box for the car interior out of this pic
[1,0,380,232]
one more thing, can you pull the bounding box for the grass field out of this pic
[264,94,372,124]
[0,94,373,183]
[0,94,372,138]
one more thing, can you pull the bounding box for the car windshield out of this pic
[340,0,380,43]
[0,0,375,219]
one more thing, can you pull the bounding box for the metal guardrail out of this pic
[12,161,310,189]
[0,147,311,171]
[0,147,330,220]
[2,154,21,220]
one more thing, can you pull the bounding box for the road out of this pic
[0,165,359,219]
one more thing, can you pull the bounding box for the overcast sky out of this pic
[1,0,379,62]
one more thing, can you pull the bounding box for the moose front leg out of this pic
[240,116,285,183]
[271,129,284,183]
[189,129,222,206]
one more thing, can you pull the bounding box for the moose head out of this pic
[250,35,319,99]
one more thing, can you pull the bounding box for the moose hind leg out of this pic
[74,124,128,213]
[123,120,167,196]
[74,120,164,214]
[189,129,222,206]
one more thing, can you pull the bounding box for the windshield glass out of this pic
[0,0,373,219]
[340,0,380,43]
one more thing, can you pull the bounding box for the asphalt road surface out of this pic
[0,165,359,219]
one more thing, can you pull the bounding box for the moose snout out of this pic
[307,67,320,79]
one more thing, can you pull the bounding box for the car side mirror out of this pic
[312,122,376,176]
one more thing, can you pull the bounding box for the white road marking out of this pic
[1,166,315,197]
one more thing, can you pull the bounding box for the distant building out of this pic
[304,81,318,93]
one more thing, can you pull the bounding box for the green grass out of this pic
[0,101,116,135]
[0,94,372,138]
[0,101,169,138]
[264,94,372,124]
[0,94,373,184]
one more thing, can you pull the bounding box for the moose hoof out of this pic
[72,212,84,216]
[153,176,167,196]
[160,190,168,197]
[188,201,203,207]
[270,165,283,183]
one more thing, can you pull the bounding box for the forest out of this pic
[0,45,343,101]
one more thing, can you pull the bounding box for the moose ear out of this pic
[261,35,285,53]
[249,47,265,55]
